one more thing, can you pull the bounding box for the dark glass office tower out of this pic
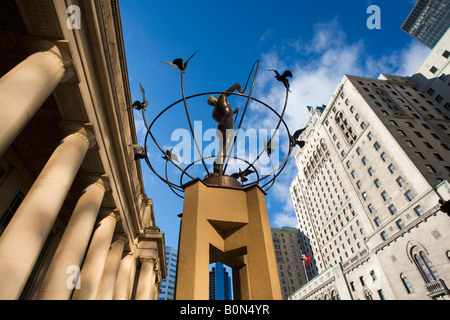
[401,0,450,48]
[209,262,232,300]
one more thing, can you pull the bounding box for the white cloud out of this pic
[397,41,430,76]
[272,212,298,228]
[258,19,430,228]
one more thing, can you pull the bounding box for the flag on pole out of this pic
[301,254,311,265]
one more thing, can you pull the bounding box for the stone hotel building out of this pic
[0,0,166,299]
[289,29,450,300]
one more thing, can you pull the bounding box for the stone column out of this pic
[71,210,120,300]
[0,123,95,300]
[36,175,109,300]
[135,258,156,300]
[0,40,72,156]
[113,253,137,300]
[96,235,128,300]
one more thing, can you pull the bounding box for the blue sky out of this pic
[118,0,430,249]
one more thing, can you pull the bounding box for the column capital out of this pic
[98,208,121,223]
[81,174,110,193]
[28,39,75,83]
[139,257,157,265]
[116,234,129,245]
[59,122,96,149]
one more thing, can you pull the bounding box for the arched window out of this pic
[413,251,439,283]
[330,290,339,300]
[335,111,357,146]
[364,288,373,300]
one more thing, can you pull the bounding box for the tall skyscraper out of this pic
[159,246,177,300]
[209,262,232,300]
[271,227,309,299]
[401,0,450,48]
[289,35,450,299]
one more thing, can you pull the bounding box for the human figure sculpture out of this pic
[207,83,244,175]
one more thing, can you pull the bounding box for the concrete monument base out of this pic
[175,179,282,300]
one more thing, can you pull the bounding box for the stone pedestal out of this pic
[175,179,282,300]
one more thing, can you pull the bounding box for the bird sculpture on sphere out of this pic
[290,128,307,149]
[162,148,179,163]
[231,168,255,183]
[161,49,200,73]
[127,82,148,111]
[269,69,293,92]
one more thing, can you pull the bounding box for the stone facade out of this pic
[289,30,450,300]
[271,227,308,299]
[0,0,166,300]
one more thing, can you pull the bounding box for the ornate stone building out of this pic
[0,0,166,300]
[289,29,450,300]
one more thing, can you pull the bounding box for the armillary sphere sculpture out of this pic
[129,51,306,198]
[129,51,307,300]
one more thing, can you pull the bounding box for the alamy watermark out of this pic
[168,121,281,175]
[66,5,81,30]
[66,265,81,289]
[366,5,381,30]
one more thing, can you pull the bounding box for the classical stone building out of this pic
[289,30,450,300]
[0,0,166,300]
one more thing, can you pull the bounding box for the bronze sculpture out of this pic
[207,83,244,175]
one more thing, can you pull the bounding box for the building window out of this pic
[370,270,377,281]
[362,192,368,201]
[359,276,365,286]
[427,87,436,96]
[377,290,386,300]
[429,66,438,74]
[396,219,404,229]
[405,190,414,201]
[367,132,373,140]
[374,179,381,188]
[356,181,362,189]
[351,170,357,179]
[373,142,381,150]
[374,217,381,227]
[356,147,361,155]
[361,122,366,129]
[434,153,444,161]
[396,176,405,187]
[389,205,397,215]
[424,164,436,173]
[361,157,368,165]
[443,50,450,59]
[415,151,426,159]
[368,167,374,176]
[400,274,414,294]
[381,191,388,201]
[413,251,439,283]
[388,164,395,174]
[368,204,375,213]
[414,205,424,216]
[380,152,387,162]
[346,160,351,168]
[380,231,388,240]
